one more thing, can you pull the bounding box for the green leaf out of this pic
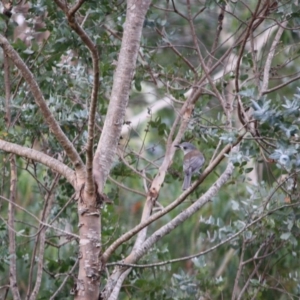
[280,232,291,240]
[134,78,142,91]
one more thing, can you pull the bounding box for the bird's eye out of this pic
[183,147,187,150]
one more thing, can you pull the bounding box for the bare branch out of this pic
[128,86,202,254]
[49,259,79,300]
[8,155,21,300]
[109,268,132,300]
[93,0,152,192]
[29,175,60,300]
[259,20,287,97]
[206,4,225,68]
[108,175,147,197]
[234,0,262,96]
[53,0,68,12]
[236,244,271,300]
[0,35,84,174]
[0,139,75,185]
[4,47,11,126]
[69,0,85,16]
[262,73,300,95]
[0,195,80,239]
[232,238,246,300]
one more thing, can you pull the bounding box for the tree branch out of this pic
[259,20,287,97]
[93,0,152,193]
[234,0,262,96]
[8,155,21,300]
[69,0,86,16]
[0,35,84,176]
[262,73,300,95]
[108,268,132,300]
[49,259,79,300]
[0,139,75,185]
[0,195,80,239]
[106,200,295,269]
[29,175,60,300]
[232,238,246,300]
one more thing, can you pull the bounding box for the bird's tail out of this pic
[182,173,192,190]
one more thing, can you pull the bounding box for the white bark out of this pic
[93,0,152,192]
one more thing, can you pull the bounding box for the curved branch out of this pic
[262,73,300,95]
[0,35,84,175]
[0,139,75,186]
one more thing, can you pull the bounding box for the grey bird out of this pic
[175,142,205,190]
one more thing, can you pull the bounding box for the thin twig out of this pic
[105,203,300,271]
[8,155,21,299]
[50,259,79,300]
[108,175,147,197]
[0,195,79,239]
[28,174,60,300]
[232,238,246,300]
[259,20,287,97]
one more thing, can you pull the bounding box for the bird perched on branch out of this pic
[175,142,205,190]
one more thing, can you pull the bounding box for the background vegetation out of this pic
[1,0,300,299]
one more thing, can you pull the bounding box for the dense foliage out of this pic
[1,0,300,299]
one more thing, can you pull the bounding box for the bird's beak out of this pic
[174,144,180,148]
